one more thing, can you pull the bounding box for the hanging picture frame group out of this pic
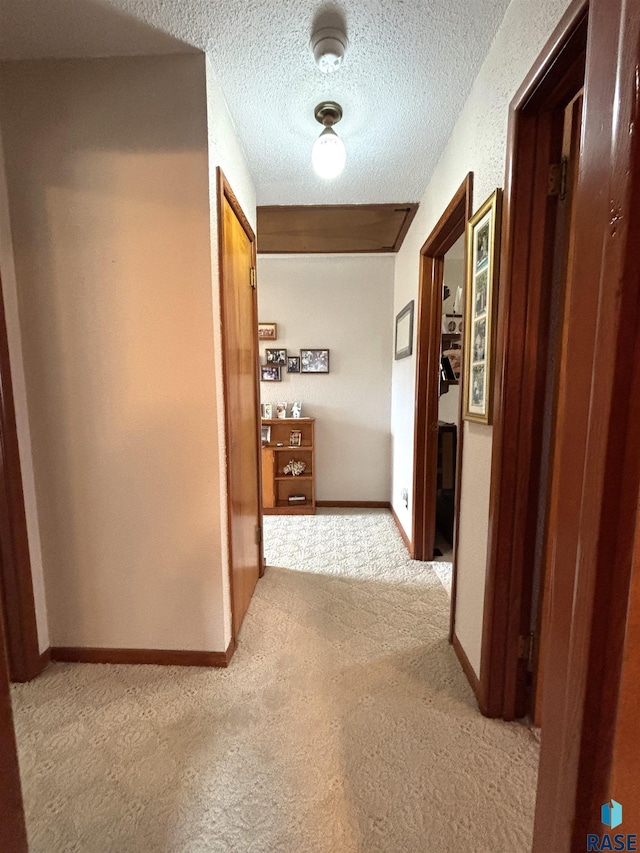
[463,189,502,424]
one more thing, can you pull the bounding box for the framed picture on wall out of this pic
[258,323,278,340]
[261,365,281,382]
[395,300,414,359]
[300,349,330,373]
[287,356,300,373]
[463,188,503,424]
[265,348,287,366]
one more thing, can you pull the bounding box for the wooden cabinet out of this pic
[261,418,316,515]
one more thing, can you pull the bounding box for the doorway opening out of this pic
[254,250,397,556]
[434,232,465,576]
[412,174,473,651]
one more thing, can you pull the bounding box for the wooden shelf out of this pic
[442,332,461,345]
[263,445,314,451]
[263,505,315,516]
[261,418,314,424]
[274,475,313,481]
[261,418,316,515]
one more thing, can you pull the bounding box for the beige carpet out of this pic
[11,509,539,852]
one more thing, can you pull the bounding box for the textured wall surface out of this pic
[257,255,394,501]
[391,0,574,675]
[0,0,511,206]
[0,55,231,651]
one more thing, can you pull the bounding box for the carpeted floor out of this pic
[11,509,539,852]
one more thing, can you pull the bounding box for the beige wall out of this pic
[257,254,394,502]
[390,0,573,675]
[0,54,234,651]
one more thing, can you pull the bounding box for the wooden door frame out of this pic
[412,173,473,579]
[0,606,28,852]
[474,0,640,845]
[533,0,640,845]
[0,275,41,683]
[480,1,589,720]
[216,168,264,644]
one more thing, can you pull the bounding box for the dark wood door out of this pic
[218,170,262,638]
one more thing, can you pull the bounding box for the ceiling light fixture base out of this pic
[314,101,343,127]
[310,27,348,73]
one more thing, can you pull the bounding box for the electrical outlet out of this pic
[401,488,409,509]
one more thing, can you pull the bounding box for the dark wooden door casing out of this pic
[0,274,41,683]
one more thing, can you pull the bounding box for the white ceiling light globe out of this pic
[312,127,346,179]
[317,51,342,73]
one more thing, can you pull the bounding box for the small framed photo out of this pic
[287,356,300,373]
[300,349,330,373]
[261,402,273,419]
[261,365,281,382]
[258,323,277,340]
[395,300,414,359]
[261,425,271,444]
[291,401,302,418]
[276,402,287,419]
[290,430,302,447]
[463,188,503,424]
[265,348,287,366]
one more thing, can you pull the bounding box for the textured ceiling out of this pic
[0,0,511,205]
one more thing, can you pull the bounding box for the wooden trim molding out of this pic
[0,608,28,852]
[390,504,412,554]
[451,632,485,710]
[218,171,255,245]
[532,0,640,847]
[0,276,41,684]
[316,500,391,509]
[50,640,236,668]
